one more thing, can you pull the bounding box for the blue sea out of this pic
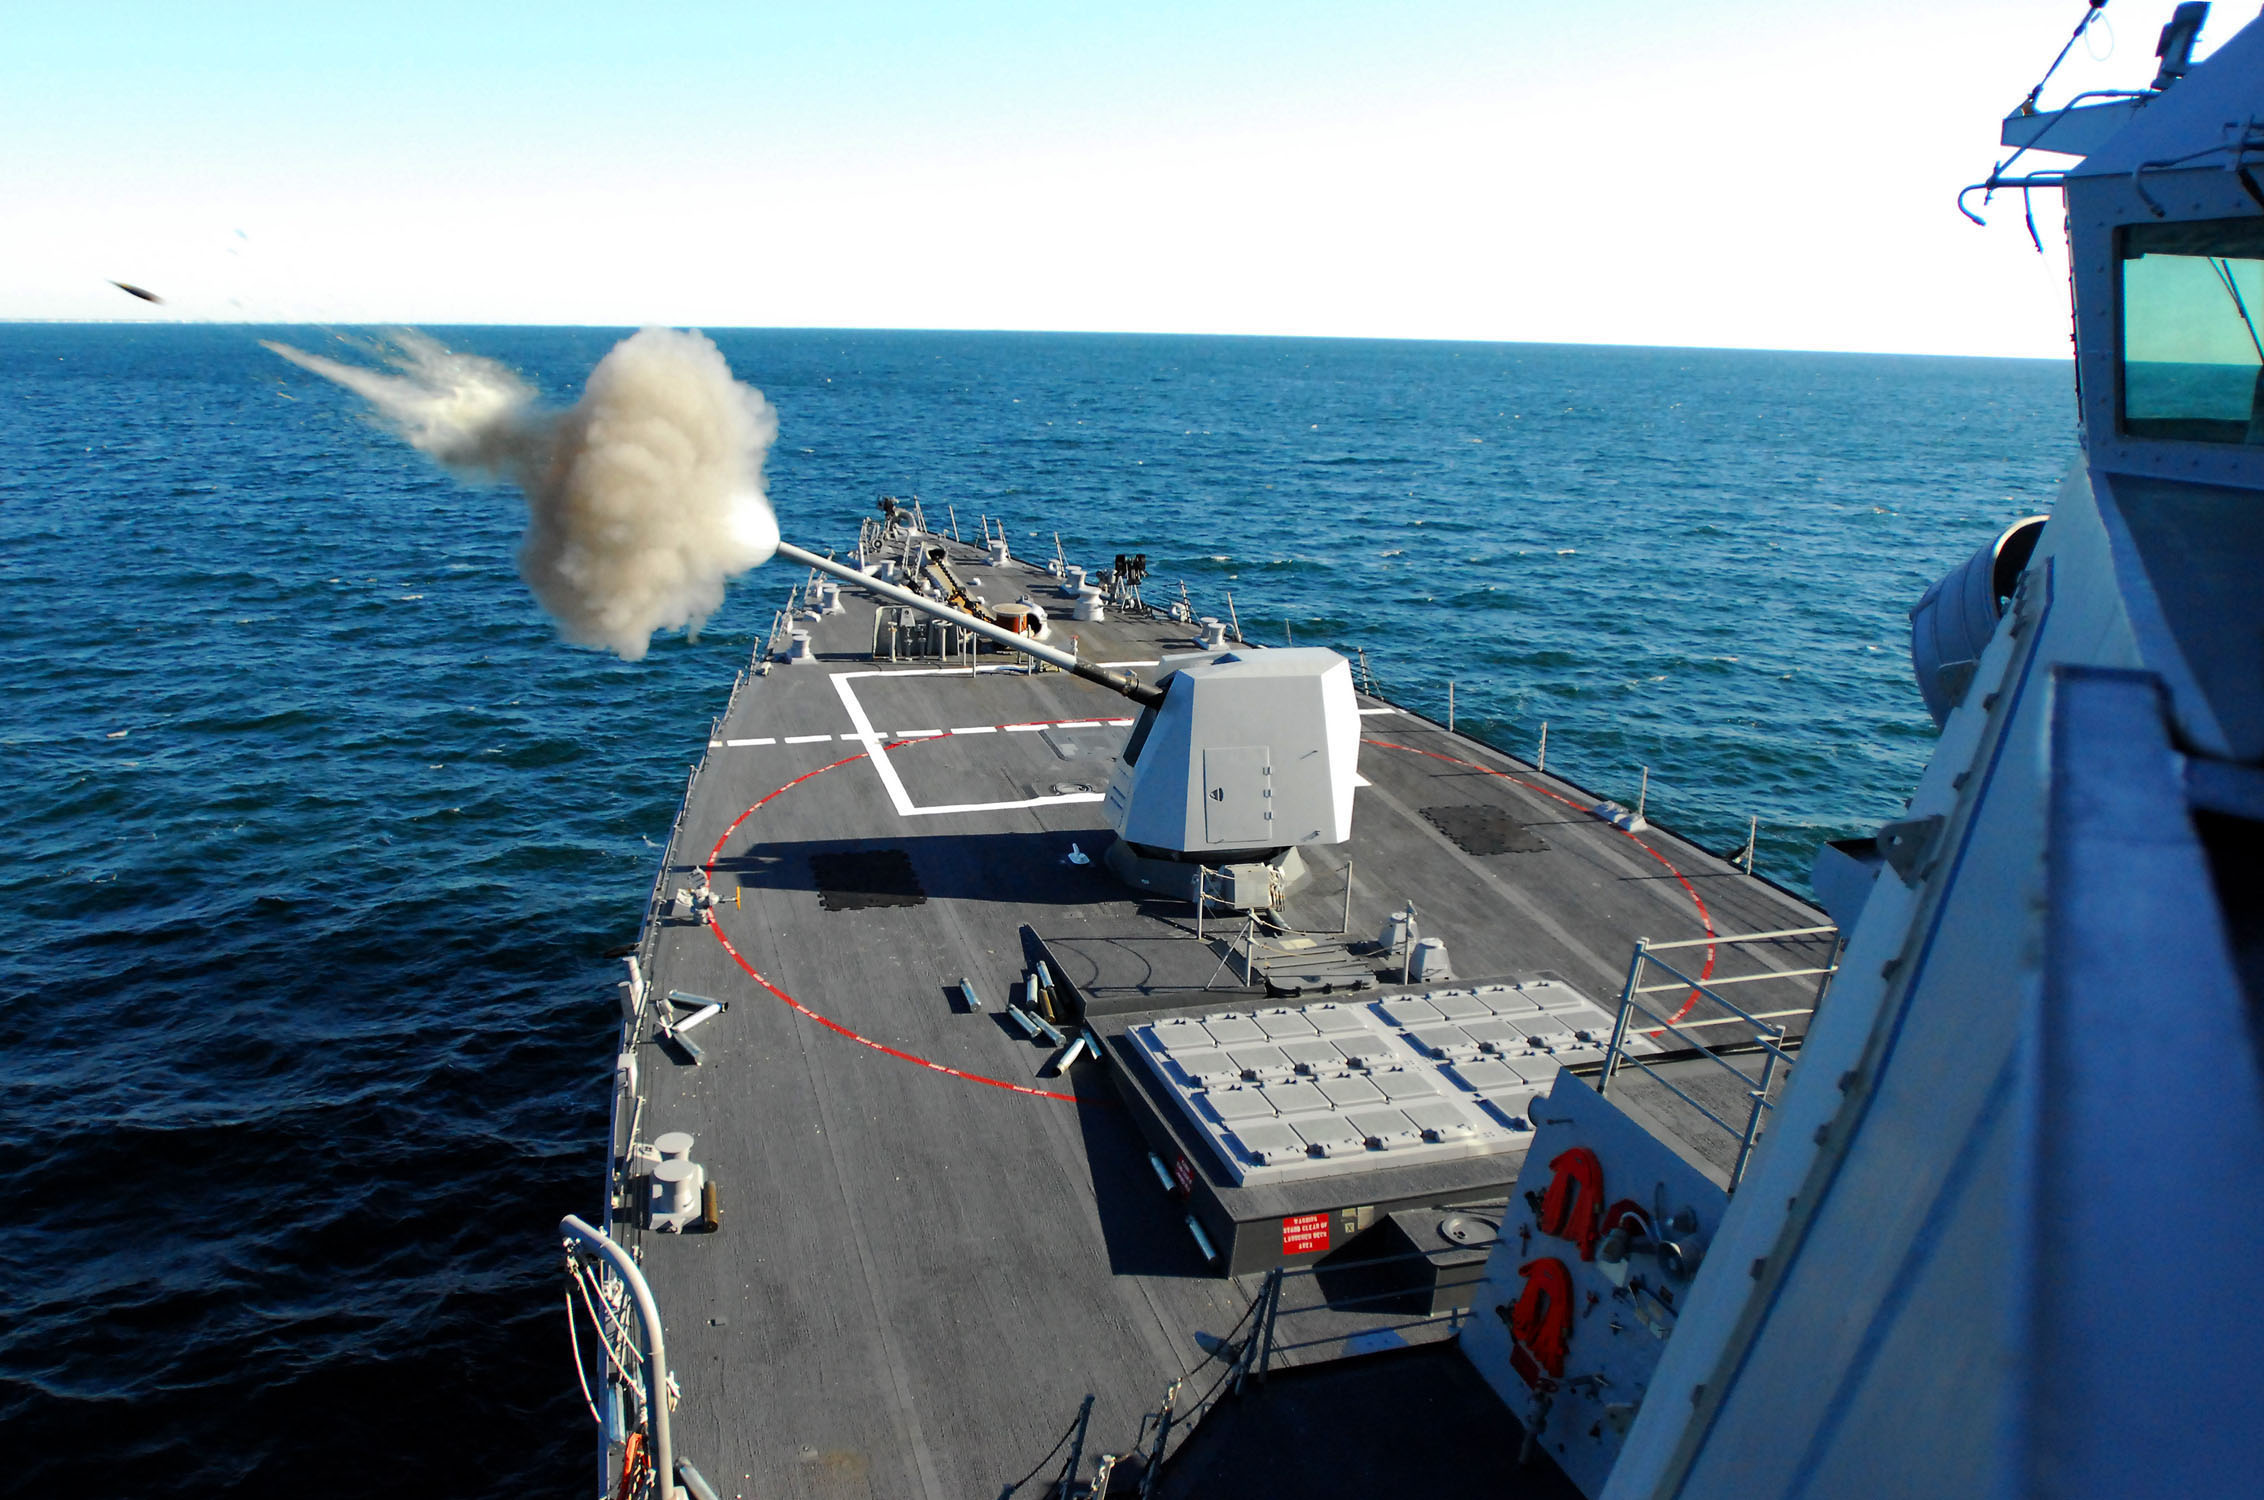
[0,325,2072,1492]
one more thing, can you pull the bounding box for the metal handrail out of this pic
[1631,949,1814,1037]
[1062,1233,1502,1494]
[1597,928,1839,1189]
[1640,923,1836,953]
[1632,965,1834,992]
[1610,997,1782,1142]
[1235,1236,1501,1370]
[563,1214,673,1500]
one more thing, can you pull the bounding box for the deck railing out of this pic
[1008,1233,1495,1498]
[1596,926,1840,1190]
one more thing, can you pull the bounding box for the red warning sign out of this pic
[1172,1154,1196,1198]
[1282,1212,1331,1256]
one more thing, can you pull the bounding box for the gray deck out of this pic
[612,541,1829,1500]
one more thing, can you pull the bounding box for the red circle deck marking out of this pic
[1361,737,1718,1022]
[701,722,1115,1104]
[697,721,1721,1097]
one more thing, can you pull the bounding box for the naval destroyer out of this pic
[559,6,2264,1495]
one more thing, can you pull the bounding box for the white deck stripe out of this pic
[915,790,1106,814]
[831,669,1118,818]
[947,725,998,735]
[1358,707,1397,716]
[725,738,774,747]
[894,729,945,739]
[828,677,917,817]
[784,734,834,744]
[1052,719,1101,729]
[1004,723,1047,732]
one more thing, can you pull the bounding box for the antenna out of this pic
[2152,2,2210,92]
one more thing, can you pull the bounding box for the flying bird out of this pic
[109,281,163,304]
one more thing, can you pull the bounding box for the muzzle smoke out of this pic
[264,328,780,661]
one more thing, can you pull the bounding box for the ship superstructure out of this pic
[1602,9,2264,1494]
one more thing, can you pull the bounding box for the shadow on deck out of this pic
[1145,1342,1581,1499]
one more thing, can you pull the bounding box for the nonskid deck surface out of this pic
[619,542,1829,1500]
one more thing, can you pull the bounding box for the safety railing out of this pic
[1596,926,1840,1190]
[1252,1241,1485,1364]
[561,1214,724,1500]
[1002,1233,1490,1497]
[1331,656,1789,877]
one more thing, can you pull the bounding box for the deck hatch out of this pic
[1422,804,1549,855]
[810,849,928,910]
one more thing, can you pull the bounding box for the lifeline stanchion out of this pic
[1448,680,1456,732]
[1055,1394,1094,1500]
[1537,721,1548,772]
[1257,1268,1282,1383]
[1137,1379,1182,1499]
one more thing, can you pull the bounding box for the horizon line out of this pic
[0,318,2074,363]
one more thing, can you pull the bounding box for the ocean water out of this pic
[0,325,2072,1493]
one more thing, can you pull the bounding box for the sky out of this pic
[0,0,2234,356]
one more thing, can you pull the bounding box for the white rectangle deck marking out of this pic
[1004,723,1048,733]
[1053,720,1100,729]
[948,725,998,735]
[708,741,722,749]
[725,738,774,747]
[832,669,1112,818]
[1358,707,1397,716]
[1103,717,1135,726]
[894,729,945,739]
[784,734,834,744]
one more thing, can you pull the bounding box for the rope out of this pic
[575,1261,644,1374]
[2018,1,2111,117]
[2210,257,2264,362]
[565,1286,603,1427]
[1012,1281,1272,1498]
[996,1407,1085,1499]
[1173,1345,1246,1440]
[569,1255,645,1385]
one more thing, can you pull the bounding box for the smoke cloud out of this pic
[265,328,780,661]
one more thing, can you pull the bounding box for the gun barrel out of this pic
[775,541,1164,707]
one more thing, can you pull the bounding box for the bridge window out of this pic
[2121,217,2264,444]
